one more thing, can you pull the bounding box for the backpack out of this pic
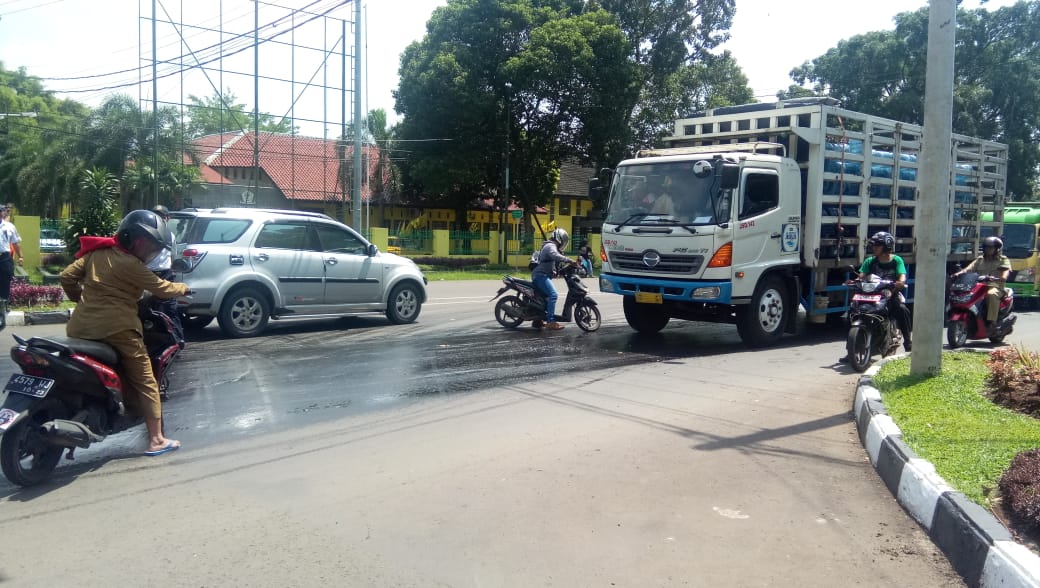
[528,248,542,271]
[528,242,551,271]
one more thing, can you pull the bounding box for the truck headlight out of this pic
[692,286,721,299]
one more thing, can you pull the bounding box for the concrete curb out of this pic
[854,353,1040,587]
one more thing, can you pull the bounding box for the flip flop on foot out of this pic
[144,440,181,457]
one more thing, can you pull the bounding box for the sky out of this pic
[0,0,1021,137]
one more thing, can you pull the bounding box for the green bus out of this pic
[982,204,1040,300]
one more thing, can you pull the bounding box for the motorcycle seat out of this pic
[27,336,120,366]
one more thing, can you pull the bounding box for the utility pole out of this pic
[352,0,363,232]
[912,0,956,376]
[502,82,512,265]
[152,0,159,209]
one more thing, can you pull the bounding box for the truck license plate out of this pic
[4,374,55,399]
[635,292,663,304]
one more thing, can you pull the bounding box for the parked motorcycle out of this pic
[946,272,1017,348]
[491,261,601,332]
[845,274,903,372]
[0,299,184,487]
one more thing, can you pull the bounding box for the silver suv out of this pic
[171,208,427,338]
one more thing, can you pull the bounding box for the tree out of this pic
[65,168,121,255]
[186,89,295,138]
[0,62,89,217]
[784,2,1040,198]
[394,0,636,228]
[597,0,751,149]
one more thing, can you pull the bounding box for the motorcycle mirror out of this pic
[171,258,190,272]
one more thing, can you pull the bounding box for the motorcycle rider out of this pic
[531,228,571,330]
[577,239,593,277]
[840,231,912,361]
[59,210,189,457]
[951,235,1011,330]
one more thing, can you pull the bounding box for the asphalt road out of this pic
[2,279,1036,586]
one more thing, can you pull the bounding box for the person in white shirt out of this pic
[146,205,184,343]
[0,205,24,330]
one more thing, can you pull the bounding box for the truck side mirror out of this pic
[588,177,602,200]
[720,165,739,190]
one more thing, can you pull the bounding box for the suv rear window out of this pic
[192,218,252,244]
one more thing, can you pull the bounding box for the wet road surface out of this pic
[0,279,852,480]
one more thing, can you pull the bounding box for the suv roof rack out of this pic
[209,207,334,221]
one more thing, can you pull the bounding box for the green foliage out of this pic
[0,62,89,217]
[186,89,294,138]
[873,352,1040,504]
[411,256,490,268]
[65,168,121,256]
[599,0,751,148]
[783,2,1040,197]
[395,0,638,219]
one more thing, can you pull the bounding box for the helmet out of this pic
[550,228,569,250]
[983,236,1003,251]
[869,231,895,252]
[117,209,172,263]
[150,204,170,219]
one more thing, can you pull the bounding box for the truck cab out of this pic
[599,145,803,346]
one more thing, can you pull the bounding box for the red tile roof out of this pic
[191,132,381,202]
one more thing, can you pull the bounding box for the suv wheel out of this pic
[386,283,422,324]
[218,286,270,338]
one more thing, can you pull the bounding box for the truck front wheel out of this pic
[736,276,789,348]
[623,296,669,334]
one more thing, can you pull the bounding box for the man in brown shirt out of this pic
[61,210,189,456]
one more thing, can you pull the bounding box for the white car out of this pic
[171,208,428,338]
[40,228,66,254]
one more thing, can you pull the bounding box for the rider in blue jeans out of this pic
[531,228,570,331]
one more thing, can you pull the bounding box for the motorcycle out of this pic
[946,272,1017,348]
[0,297,184,487]
[845,274,904,372]
[491,261,602,332]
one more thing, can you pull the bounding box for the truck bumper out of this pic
[598,273,732,304]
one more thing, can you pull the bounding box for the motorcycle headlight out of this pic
[860,281,879,293]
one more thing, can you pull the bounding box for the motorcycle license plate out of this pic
[852,294,883,303]
[3,374,54,399]
[635,292,663,304]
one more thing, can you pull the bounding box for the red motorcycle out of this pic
[946,271,1017,348]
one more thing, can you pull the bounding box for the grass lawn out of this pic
[872,351,1040,504]
[420,266,527,281]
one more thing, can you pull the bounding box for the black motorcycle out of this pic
[0,298,184,486]
[491,262,601,332]
[845,275,903,372]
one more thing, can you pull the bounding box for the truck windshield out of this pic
[1002,223,1036,259]
[604,162,725,226]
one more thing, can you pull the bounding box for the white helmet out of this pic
[550,228,569,250]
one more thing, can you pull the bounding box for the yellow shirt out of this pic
[60,247,189,339]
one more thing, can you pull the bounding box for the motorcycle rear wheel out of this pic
[574,301,602,332]
[494,295,525,328]
[0,398,68,487]
[947,319,968,348]
[846,325,873,373]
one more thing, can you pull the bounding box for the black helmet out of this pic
[117,209,172,263]
[869,231,895,252]
[983,236,1003,251]
[151,204,170,219]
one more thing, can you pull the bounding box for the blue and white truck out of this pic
[593,98,1008,347]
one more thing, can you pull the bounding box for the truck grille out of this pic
[609,252,704,274]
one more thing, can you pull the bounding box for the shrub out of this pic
[9,281,65,307]
[412,256,490,268]
[41,252,73,268]
[987,346,1040,412]
[999,449,1040,535]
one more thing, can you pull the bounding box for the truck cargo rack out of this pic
[636,142,786,159]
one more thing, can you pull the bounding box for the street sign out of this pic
[511,210,522,219]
